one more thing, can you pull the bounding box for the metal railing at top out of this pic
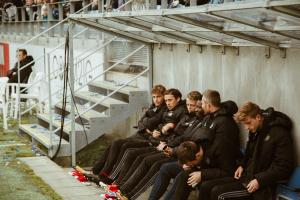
[18,30,113,95]
[6,0,147,126]
[1,0,151,164]
[10,0,95,124]
[19,36,119,115]
[0,1,101,23]
[20,42,146,117]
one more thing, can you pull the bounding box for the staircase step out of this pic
[19,124,69,148]
[38,113,84,133]
[75,91,127,107]
[105,71,149,89]
[108,59,148,68]
[55,102,107,120]
[89,80,142,95]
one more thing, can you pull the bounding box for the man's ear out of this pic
[256,114,262,121]
[196,147,204,159]
[176,97,180,103]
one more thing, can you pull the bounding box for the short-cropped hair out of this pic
[202,89,221,107]
[18,49,27,55]
[176,141,199,164]
[187,91,202,101]
[151,85,166,95]
[164,88,182,99]
[234,102,262,122]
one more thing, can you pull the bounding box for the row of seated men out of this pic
[83,85,295,200]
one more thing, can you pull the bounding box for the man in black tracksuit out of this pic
[148,89,241,200]
[107,89,187,185]
[90,85,167,178]
[115,91,203,199]
[208,102,295,200]
[7,49,34,85]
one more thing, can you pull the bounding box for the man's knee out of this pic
[211,185,224,200]
[159,162,177,178]
[177,170,190,181]
[159,163,171,175]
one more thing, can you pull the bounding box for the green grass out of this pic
[76,134,113,167]
[0,116,63,200]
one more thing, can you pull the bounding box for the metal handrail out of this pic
[73,36,118,64]
[16,1,95,109]
[20,60,103,116]
[52,67,149,133]
[19,33,114,94]
[18,28,88,74]
[20,37,120,115]
[16,1,95,49]
[20,44,145,115]
[116,0,135,11]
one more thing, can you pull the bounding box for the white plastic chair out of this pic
[6,72,44,119]
[0,77,8,129]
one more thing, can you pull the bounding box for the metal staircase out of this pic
[19,79,148,157]
[7,2,151,161]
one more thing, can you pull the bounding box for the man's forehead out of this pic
[243,117,255,123]
[152,93,163,97]
[164,94,174,99]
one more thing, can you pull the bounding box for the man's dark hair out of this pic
[202,89,221,107]
[187,91,202,101]
[176,141,199,164]
[164,88,182,99]
[18,49,27,56]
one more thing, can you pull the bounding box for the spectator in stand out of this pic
[91,0,99,10]
[1,0,24,21]
[50,0,59,20]
[41,3,48,20]
[7,49,34,95]
[25,0,38,20]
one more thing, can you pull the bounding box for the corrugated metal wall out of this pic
[153,44,300,163]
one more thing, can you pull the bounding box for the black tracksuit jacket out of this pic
[8,55,34,83]
[190,101,241,181]
[240,108,295,200]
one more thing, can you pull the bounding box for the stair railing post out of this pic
[17,58,21,126]
[47,52,54,152]
[69,21,76,167]
[148,44,153,100]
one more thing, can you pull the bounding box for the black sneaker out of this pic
[99,176,114,185]
[84,173,100,184]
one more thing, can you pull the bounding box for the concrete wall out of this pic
[153,44,300,163]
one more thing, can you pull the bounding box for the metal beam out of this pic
[96,19,179,43]
[68,0,300,19]
[133,16,232,46]
[211,11,300,41]
[269,6,300,19]
[107,18,197,44]
[70,18,154,44]
[166,15,280,48]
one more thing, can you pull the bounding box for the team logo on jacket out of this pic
[205,157,211,165]
[168,111,173,117]
[185,120,195,127]
[264,135,271,141]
